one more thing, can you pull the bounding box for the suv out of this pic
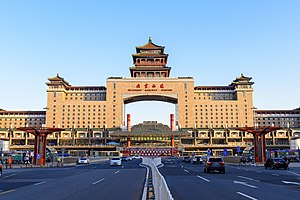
[264,158,289,170]
[204,157,225,173]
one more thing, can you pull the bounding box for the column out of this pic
[170,114,174,131]
[127,114,131,131]
[127,137,131,147]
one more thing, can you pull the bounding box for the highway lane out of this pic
[160,158,300,200]
[0,158,145,200]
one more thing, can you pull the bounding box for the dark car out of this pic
[264,158,289,170]
[182,156,191,163]
[121,156,128,161]
[191,156,203,164]
[204,157,225,173]
[0,162,2,177]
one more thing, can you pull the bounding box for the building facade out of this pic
[0,39,299,155]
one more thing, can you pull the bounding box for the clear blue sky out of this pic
[0,1,299,125]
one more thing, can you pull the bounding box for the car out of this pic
[182,156,191,163]
[77,157,89,164]
[204,157,225,173]
[110,157,122,166]
[127,156,133,161]
[133,155,142,159]
[121,156,129,161]
[191,156,203,164]
[0,162,2,177]
[264,158,289,170]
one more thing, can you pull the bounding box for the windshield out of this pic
[112,158,120,160]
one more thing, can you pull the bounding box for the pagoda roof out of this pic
[132,53,168,58]
[66,86,106,91]
[231,73,254,85]
[130,66,171,71]
[47,74,70,86]
[136,37,165,50]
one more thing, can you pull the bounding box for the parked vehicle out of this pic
[121,156,129,161]
[110,157,122,166]
[204,157,225,173]
[264,158,289,170]
[77,157,90,165]
[191,156,203,164]
[0,162,2,177]
[182,156,191,163]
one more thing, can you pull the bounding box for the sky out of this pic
[0,1,299,125]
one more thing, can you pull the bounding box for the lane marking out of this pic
[34,181,47,186]
[237,167,241,169]
[92,178,105,185]
[287,171,300,177]
[233,181,258,188]
[272,173,279,176]
[3,173,17,178]
[92,166,97,169]
[196,175,210,182]
[238,176,260,182]
[0,190,16,195]
[114,170,120,174]
[282,181,300,185]
[184,169,189,173]
[181,166,184,168]
[237,192,258,200]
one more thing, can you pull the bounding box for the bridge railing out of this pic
[142,157,174,200]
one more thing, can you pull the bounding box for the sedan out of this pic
[264,158,289,170]
[110,157,122,166]
[77,157,90,165]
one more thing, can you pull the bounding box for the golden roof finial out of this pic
[148,36,152,43]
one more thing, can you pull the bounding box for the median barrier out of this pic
[142,157,174,200]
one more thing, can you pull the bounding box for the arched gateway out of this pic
[45,38,255,155]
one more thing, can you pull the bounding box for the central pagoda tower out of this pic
[130,37,171,77]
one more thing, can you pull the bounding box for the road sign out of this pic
[36,154,41,159]
[207,149,211,156]
[237,146,241,153]
[223,148,228,156]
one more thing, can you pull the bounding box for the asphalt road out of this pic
[0,159,146,200]
[160,158,300,200]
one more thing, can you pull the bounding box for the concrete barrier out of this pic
[142,157,174,200]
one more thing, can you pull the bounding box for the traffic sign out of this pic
[237,146,241,153]
[223,148,228,156]
[36,154,41,159]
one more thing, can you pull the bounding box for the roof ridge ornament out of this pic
[148,36,152,43]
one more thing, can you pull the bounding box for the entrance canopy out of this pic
[123,94,178,104]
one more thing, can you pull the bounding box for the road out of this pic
[0,159,145,200]
[160,158,300,200]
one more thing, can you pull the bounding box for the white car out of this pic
[77,157,89,164]
[110,157,122,166]
[134,155,142,159]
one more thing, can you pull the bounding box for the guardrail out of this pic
[142,157,174,200]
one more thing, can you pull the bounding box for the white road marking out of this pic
[181,166,184,168]
[122,166,124,168]
[237,192,258,200]
[184,169,189,173]
[287,171,300,177]
[237,167,241,169]
[282,181,300,185]
[233,181,258,188]
[92,178,105,185]
[238,176,260,182]
[92,166,97,169]
[196,175,210,182]
[34,181,47,186]
[272,173,279,176]
[114,170,120,174]
[3,173,16,178]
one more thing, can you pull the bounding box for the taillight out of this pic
[274,162,278,164]
[219,162,225,165]
[207,162,213,165]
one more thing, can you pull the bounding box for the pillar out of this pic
[127,137,131,147]
[170,114,174,131]
[171,135,175,147]
[127,114,131,132]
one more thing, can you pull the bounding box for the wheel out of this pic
[284,166,288,170]
[221,169,225,174]
[0,170,2,178]
[204,168,207,173]
[264,165,267,169]
[271,164,276,169]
